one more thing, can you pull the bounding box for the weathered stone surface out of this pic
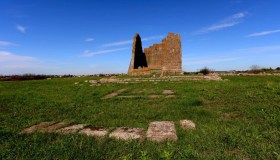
[39,122,69,133]
[57,124,87,134]
[180,120,196,130]
[99,78,119,83]
[89,80,98,84]
[147,121,178,142]
[204,73,222,81]
[117,95,140,98]
[102,88,126,99]
[163,89,174,94]
[21,122,54,134]
[109,127,145,141]
[148,94,163,98]
[80,126,109,138]
[128,33,148,74]
[128,32,182,75]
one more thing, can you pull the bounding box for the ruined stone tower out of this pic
[128,32,182,75]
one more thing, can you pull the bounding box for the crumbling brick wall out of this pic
[128,32,182,75]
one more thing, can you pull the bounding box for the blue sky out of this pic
[0,0,280,75]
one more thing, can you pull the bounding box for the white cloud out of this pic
[102,35,164,47]
[102,40,132,47]
[0,51,63,75]
[246,29,280,37]
[237,45,280,54]
[85,38,94,42]
[16,24,26,33]
[195,12,247,34]
[81,47,129,57]
[0,51,36,61]
[0,41,16,47]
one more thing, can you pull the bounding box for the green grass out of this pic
[0,76,280,159]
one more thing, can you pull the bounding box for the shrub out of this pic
[199,67,211,75]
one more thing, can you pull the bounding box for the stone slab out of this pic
[102,89,126,99]
[180,120,196,130]
[39,121,69,133]
[163,89,174,94]
[147,121,178,142]
[57,124,87,134]
[117,95,141,98]
[148,94,162,98]
[79,126,109,138]
[21,122,54,134]
[109,127,145,141]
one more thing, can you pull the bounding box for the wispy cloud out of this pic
[195,12,247,34]
[102,35,164,47]
[237,45,280,54]
[246,29,280,37]
[103,40,132,47]
[0,41,16,47]
[85,38,94,42]
[81,47,129,57]
[0,51,36,61]
[16,24,26,33]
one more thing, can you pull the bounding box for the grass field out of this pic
[0,76,280,159]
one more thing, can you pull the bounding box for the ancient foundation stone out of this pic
[57,124,87,134]
[80,127,109,138]
[148,94,163,98]
[21,122,54,134]
[147,121,178,142]
[163,89,174,94]
[39,122,69,133]
[109,127,145,141]
[102,89,126,99]
[180,120,196,130]
[128,32,182,75]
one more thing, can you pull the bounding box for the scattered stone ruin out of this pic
[128,32,182,75]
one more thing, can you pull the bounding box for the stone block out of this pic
[109,127,145,141]
[147,121,178,142]
[57,124,87,134]
[180,120,196,130]
[80,126,109,138]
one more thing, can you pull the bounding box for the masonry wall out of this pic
[161,33,182,74]
[128,32,182,75]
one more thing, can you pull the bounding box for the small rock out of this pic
[180,120,195,130]
[80,126,109,138]
[109,127,145,141]
[74,82,79,85]
[147,121,177,142]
